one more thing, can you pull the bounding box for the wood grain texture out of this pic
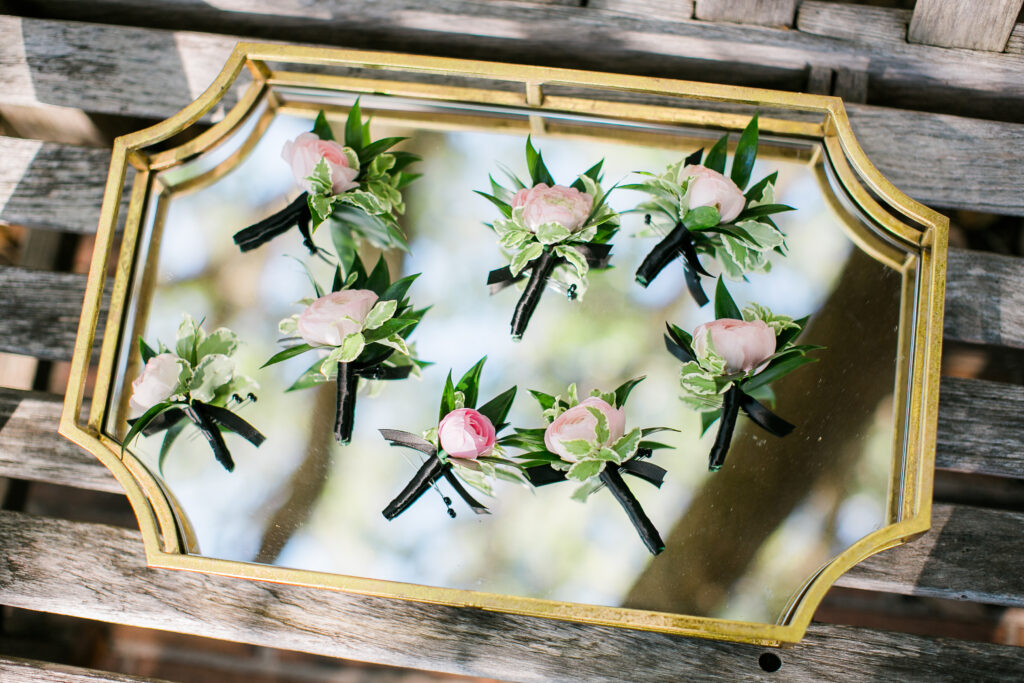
[695,0,796,27]
[1008,23,1024,54]
[908,0,1024,52]
[935,377,1024,479]
[588,0,694,21]
[0,136,122,233]
[0,388,121,494]
[0,510,1022,681]
[797,2,911,45]
[3,4,1024,124]
[945,248,1024,349]
[0,267,99,361]
[0,656,170,683]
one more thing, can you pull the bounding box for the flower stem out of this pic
[600,466,665,555]
[636,222,710,306]
[709,384,742,471]
[510,248,559,341]
[382,456,446,520]
[183,404,234,472]
[334,361,360,444]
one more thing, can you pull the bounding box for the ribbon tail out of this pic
[709,385,742,472]
[355,363,414,381]
[334,362,359,445]
[683,264,710,307]
[194,403,266,447]
[132,407,186,437]
[738,390,795,437]
[600,466,665,556]
[523,464,568,487]
[382,456,446,520]
[232,192,310,253]
[635,223,684,288]
[441,468,490,515]
[379,429,437,455]
[183,404,235,472]
[510,249,559,341]
[619,459,666,488]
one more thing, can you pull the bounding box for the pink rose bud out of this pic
[438,408,497,459]
[511,183,594,233]
[129,353,182,417]
[680,165,745,223]
[693,318,776,374]
[543,397,626,462]
[296,289,379,347]
[281,131,360,195]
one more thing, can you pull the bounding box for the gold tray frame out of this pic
[59,43,947,647]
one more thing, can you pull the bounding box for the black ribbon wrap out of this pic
[131,401,265,472]
[708,385,796,471]
[635,221,711,306]
[487,243,613,341]
[333,360,414,445]
[524,449,666,555]
[232,192,316,254]
[380,429,490,520]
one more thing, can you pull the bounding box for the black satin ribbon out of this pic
[380,429,490,520]
[708,384,796,471]
[132,401,265,472]
[523,449,666,555]
[232,192,316,254]
[332,360,414,445]
[487,242,613,340]
[635,221,711,305]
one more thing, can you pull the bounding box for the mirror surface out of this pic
[105,93,905,624]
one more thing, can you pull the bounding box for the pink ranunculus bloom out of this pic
[296,289,379,347]
[511,183,594,233]
[693,318,776,375]
[129,353,182,417]
[281,132,360,195]
[543,397,626,463]
[438,408,497,459]
[680,164,746,223]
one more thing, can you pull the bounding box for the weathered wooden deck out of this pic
[1,1,1022,679]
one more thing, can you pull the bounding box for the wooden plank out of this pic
[838,504,1024,607]
[0,267,100,362]
[0,511,1022,681]
[944,249,1024,350]
[588,0,694,21]
[936,377,1024,480]
[2,6,1024,125]
[797,2,911,45]
[908,0,1024,52]
[694,0,796,27]
[0,656,169,683]
[0,388,121,494]
[0,137,119,234]
[1008,23,1024,54]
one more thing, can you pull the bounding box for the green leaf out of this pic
[196,328,238,361]
[555,245,588,279]
[683,205,722,230]
[455,356,487,410]
[529,389,557,412]
[571,479,603,503]
[157,416,187,474]
[736,203,795,221]
[440,371,456,421]
[741,354,819,393]
[776,315,810,348]
[745,171,778,203]
[612,428,642,462]
[175,314,202,366]
[714,277,743,320]
[262,344,316,368]
[699,410,721,437]
[570,159,604,191]
[189,354,234,403]
[285,254,325,299]
[561,439,594,459]
[509,241,544,277]
[312,110,334,141]
[345,98,363,151]
[476,190,513,218]
[139,337,157,364]
[613,376,645,409]
[477,386,517,429]
[380,273,419,304]
[285,357,331,392]
[567,459,604,482]
[365,255,391,296]
[730,114,758,190]
[122,401,175,451]
[535,222,572,245]
[358,136,406,164]
[585,406,610,447]
[338,332,366,363]
[362,317,416,344]
[363,299,397,330]
[704,132,729,174]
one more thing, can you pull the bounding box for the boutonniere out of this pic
[124,315,264,472]
[265,255,427,444]
[665,278,823,470]
[507,379,673,555]
[380,357,524,520]
[628,115,792,305]
[233,101,419,260]
[478,137,620,340]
